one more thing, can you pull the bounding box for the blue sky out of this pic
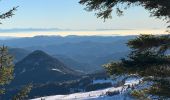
[0,0,167,30]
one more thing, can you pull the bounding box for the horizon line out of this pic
[0,28,166,33]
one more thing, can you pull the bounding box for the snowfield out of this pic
[31,77,141,100]
[31,86,132,100]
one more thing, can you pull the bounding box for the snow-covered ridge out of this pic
[31,77,141,100]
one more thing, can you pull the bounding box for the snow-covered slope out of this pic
[31,77,141,100]
[31,87,130,100]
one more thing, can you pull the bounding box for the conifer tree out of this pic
[79,0,170,27]
[12,84,33,100]
[0,1,17,95]
[80,0,170,99]
[0,2,32,99]
[0,46,14,94]
[104,35,170,98]
[0,7,18,24]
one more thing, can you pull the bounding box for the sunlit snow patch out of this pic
[51,68,66,74]
[124,77,142,86]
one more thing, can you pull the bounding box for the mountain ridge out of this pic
[11,50,82,86]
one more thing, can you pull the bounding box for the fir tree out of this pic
[104,35,170,98]
[0,7,18,24]
[79,0,170,99]
[0,46,14,94]
[12,84,33,100]
[0,3,32,99]
[79,0,170,27]
[0,0,17,95]
[0,46,32,99]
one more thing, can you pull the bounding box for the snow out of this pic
[51,68,64,73]
[31,77,141,100]
[51,68,66,74]
[31,86,131,100]
[124,78,142,86]
[92,75,141,86]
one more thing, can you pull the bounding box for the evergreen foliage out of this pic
[0,46,14,94]
[79,0,170,98]
[12,84,33,100]
[0,7,18,24]
[104,35,170,98]
[79,0,170,27]
[0,4,32,99]
[0,0,17,96]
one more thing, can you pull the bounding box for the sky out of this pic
[0,0,168,37]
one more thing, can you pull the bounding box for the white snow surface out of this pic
[31,78,141,100]
[124,78,141,86]
[51,68,64,73]
[31,87,131,100]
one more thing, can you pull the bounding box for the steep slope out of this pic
[12,50,82,86]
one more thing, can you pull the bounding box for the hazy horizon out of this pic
[0,0,168,38]
[0,29,167,38]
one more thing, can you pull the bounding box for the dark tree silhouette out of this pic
[79,0,170,27]
[0,46,14,94]
[0,7,18,24]
[104,35,170,98]
[79,0,170,99]
[12,84,33,100]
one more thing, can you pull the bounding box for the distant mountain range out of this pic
[0,28,141,33]
[0,28,65,33]
[1,35,135,73]
[0,35,136,47]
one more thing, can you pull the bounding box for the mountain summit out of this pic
[12,50,81,86]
